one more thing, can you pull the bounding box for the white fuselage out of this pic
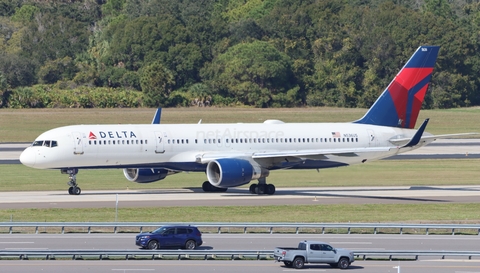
[19,121,430,171]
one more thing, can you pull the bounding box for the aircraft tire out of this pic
[202,181,211,192]
[266,184,276,195]
[73,187,81,195]
[249,184,257,194]
[68,187,73,195]
[256,184,266,194]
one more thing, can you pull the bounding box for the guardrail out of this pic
[1,222,480,235]
[0,249,272,261]
[1,249,479,261]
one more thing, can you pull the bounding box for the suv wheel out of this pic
[147,240,159,250]
[185,240,197,250]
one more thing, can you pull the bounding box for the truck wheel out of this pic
[338,257,350,269]
[283,261,293,267]
[293,257,304,269]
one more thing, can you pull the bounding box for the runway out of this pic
[1,185,480,209]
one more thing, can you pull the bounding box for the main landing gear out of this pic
[61,168,81,195]
[248,177,275,195]
[202,181,228,192]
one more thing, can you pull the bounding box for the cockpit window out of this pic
[32,141,43,146]
[32,140,58,148]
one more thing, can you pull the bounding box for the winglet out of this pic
[402,118,429,148]
[151,108,162,124]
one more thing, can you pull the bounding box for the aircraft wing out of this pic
[389,133,479,146]
[252,147,392,160]
[196,147,392,164]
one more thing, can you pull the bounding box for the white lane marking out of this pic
[329,242,372,244]
[112,268,155,271]
[0,242,34,244]
[5,248,48,250]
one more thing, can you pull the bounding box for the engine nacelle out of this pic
[206,158,268,188]
[123,168,170,183]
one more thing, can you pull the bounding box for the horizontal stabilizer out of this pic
[401,118,429,148]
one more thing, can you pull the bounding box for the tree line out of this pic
[1,0,479,109]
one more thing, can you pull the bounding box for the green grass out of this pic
[1,107,480,142]
[1,203,479,224]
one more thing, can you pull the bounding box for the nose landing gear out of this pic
[62,169,81,195]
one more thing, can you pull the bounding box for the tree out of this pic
[0,72,7,107]
[140,61,175,107]
[37,57,78,84]
[203,41,297,107]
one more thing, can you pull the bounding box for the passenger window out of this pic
[163,228,175,235]
[310,244,320,251]
[322,244,333,251]
[177,228,187,234]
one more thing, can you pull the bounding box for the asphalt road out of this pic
[1,233,480,273]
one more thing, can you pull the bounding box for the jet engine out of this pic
[206,158,268,188]
[123,168,171,183]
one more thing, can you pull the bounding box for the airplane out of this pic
[19,45,473,196]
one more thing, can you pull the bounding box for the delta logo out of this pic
[88,131,137,139]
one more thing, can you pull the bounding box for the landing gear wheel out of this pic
[202,181,211,192]
[266,184,275,195]
[202,181,228,192]
[72,187,81,195]
[256,184,266,194]
[65,168,81,195]
[249,184,257,194]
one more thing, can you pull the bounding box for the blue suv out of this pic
[136,225,203,250]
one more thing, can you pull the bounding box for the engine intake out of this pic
[206,158,268,188]
[123,168,170,183]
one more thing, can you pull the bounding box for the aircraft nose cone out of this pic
[19,148,36,167]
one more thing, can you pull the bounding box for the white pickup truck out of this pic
[274,240,355,269]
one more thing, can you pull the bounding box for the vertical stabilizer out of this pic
[354,46,440,129]
[151,108,162,124]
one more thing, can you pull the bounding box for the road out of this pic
[1,233,480,272]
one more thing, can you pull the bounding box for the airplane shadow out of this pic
[53,185,480,203]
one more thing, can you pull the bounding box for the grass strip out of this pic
[1,203,479,223]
